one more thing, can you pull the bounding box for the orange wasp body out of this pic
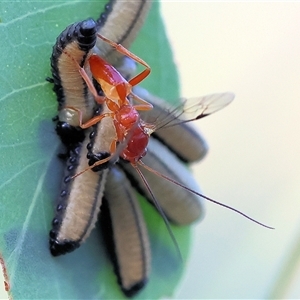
[65,33,153,157]
[64,34,273,230]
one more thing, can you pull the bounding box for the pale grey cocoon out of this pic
[104,166,150,294]
[121,138,205,225]
[56,137,108,245]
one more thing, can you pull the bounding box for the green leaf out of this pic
[0,1,191,299]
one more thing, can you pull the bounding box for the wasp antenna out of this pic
[138,161,274,230]
[132,164,183,262]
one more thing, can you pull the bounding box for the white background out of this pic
[161,2,300,299]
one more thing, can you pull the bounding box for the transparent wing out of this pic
[155,92,235,130]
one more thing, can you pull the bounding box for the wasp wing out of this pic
[155,92,235,130]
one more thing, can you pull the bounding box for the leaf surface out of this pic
[0,1,190,299]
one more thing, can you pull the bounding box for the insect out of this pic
[60,32,153,164]
[65,33,273,231]
[59,33,155,172]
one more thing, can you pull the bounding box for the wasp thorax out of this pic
[116,105,139,128]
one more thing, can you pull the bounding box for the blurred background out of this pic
[161,2,300,299]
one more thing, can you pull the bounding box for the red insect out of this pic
[63,33,153,154]
[65,34,273,230]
